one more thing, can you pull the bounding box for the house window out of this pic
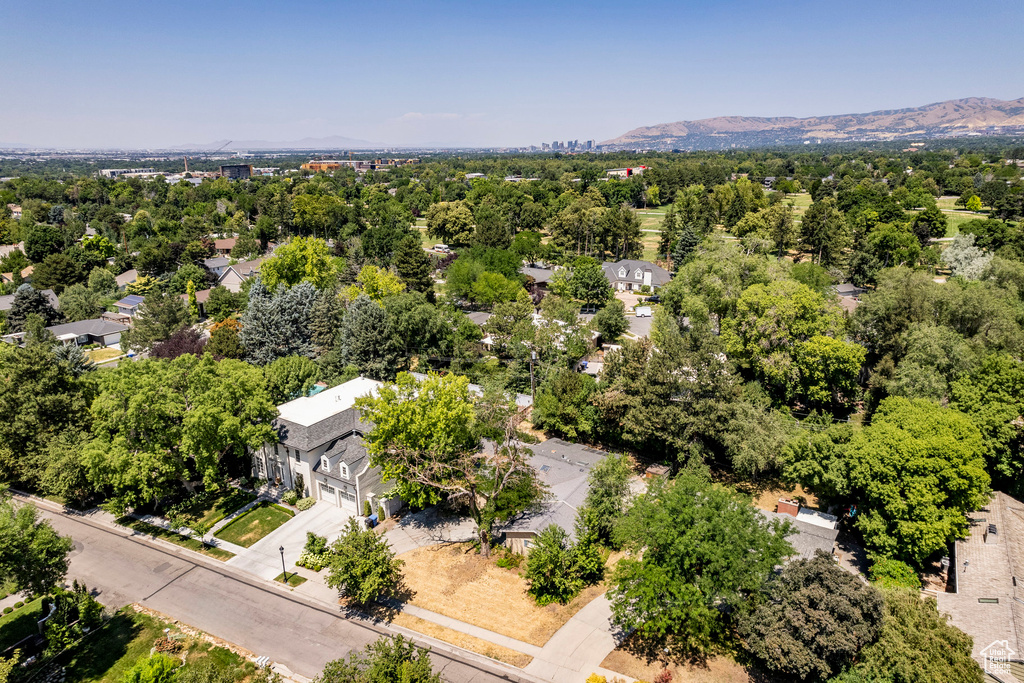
[634,269,643,280]
[320,482,335,495]
[293,450,300,463]
[255,458,264,474]
[340,463,349,478]
[340,489,356,502]
[523,539,531,549]
[273,443,279,456]
[321,455,330,473]
[618,268,626,278]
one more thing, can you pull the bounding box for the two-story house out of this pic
[602,259,672,292]
[251,376,399,517]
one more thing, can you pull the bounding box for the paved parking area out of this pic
[627,314,652,338]
[227,501,353,579]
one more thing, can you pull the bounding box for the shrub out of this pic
[2,607,11,614]
[296,497,316,511]
[282,490,298,506]
[525,526,584,605]
[122,653,178,683]
[304,532,328,555]
[326,518,405,606]
[296,551,332,572]
[586,675,607,683]
[363,500,372,517]
[869,558,921,589]
[13,601,23,609]
[378,504,386,521]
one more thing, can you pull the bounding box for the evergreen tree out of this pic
[393,235,434,298]
[120,291,191,354]
[7,284,63,332]
[310,288,343,357]
[240,278,318,366]
[671,226,701,273]
[335,294,405,380]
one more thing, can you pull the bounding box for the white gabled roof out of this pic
[276,376,382,426]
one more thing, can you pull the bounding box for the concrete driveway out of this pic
[227,501,353,579]
[384,506,477,555]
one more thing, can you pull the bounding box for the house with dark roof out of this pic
[251,377,397,517]
[203,256,231,277]
[602,259,672,292]
[502,438,608,554]
[47,318,129,347]
[759,498,839,561]
[0,288,59,313]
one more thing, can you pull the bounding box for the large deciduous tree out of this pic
[426,201,474,245]
[609,474,794,661]
[326,518,404,607]
[738,551,884,680]
[316,635,440,683]
[83,355,277,508]
[259,236,337,290]
[0,493,73,596]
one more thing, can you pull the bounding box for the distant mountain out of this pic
[600,97,1024,150]
[175,135,377,151]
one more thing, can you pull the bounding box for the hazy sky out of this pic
[1,0,1022,148]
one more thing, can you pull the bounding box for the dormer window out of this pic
[321,455,330,473]
[618,267,626,278]
[634,269,643,280]
[340,463,349,478]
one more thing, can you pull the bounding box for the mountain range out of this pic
[174,135,377,151]
[600,97,1024,150]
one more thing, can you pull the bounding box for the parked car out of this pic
[644,295,661,303]
[433,244,451,253]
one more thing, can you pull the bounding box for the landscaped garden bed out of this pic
[213,501,293,548]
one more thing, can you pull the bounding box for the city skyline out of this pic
[1,0,1022,149]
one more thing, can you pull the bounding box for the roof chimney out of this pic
[777,498,800,517]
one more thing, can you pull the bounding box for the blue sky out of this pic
[1,0,1022,148]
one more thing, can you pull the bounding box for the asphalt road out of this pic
[40,508,535,683]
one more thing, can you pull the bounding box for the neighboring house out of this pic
[6,205,21,220]
[0,243,24,259]
[179,288,212,318]
[502,438,607,554]
[834,282,866,314]
[114,294,145,317]
[251,377,398,516]
[937,492,1024,666]
[759,498,840,561]
[203,256,231,277]
[465,311,492,328]
[218,258,263,293]
[115,269,139,290]
[47,318,129,347]
[1,266,34,284]
[0,288,59,313]
[602,259,672,292]
[214,237,237,255]
[408,371,532,409]
[520,266,555,288]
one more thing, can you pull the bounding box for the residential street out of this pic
[37,504,539,683]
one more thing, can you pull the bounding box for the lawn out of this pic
[60,608,256,683]
[85,347,123,363]
[117,518,235,561]
[274,572,306,587]
[0,597,45,652]
[174,489,256,531]
[214,502,293,548]
[397,543,607,647]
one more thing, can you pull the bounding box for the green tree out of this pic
[738,551,884,681]
[356,373,543,557]
[264,355,319,404]
[911,205,948,246]
[525,525,584,605]
[592,298,628,343]
[316,635,440,683]
[326,518,404,607]
[204,286,239,322]
[610,474,794,661]
[240,279,318,366]
[671,226,701,273]
[207,320,243,360]
[259,236,337,290]
[83,355,277,508]
[426,200,474,245]
[120,291,191,354]
[471,271,522,305]
[800,197,849,266]
[833,589,982,683]
[393,235,434,296]
[57,284,104,322]
[31,253,81,294]
[343,265,406,304]
[0,493,73,596]
[868,559,921,590]
[86,266,117,295]
[794,335,865,409]
[579,453,632,548]
[7,284,63,332]
[965,194,983,212]
[532,368,598,441]
[334,294,405,381]
[569,256,612,306]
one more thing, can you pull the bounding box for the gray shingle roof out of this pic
[602,259,672,287]
[760,509,839,560]
[276,409,372,452]
[521,266,555,284]
[47,318,129,338]
[0,288,59,312]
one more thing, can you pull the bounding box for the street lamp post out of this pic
[279,546,288,583]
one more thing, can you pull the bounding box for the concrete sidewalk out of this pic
[227,501,353,579]
[525,596,624,681]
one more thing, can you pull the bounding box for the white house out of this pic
[602,259,672,292]
[251,377,399,517]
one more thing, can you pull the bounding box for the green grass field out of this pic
[173,489,256,531]
[214,502,294,548]
[0,597,45,652]
[118,518,235,560]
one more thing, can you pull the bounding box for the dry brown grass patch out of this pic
[398,543,605,647]
[392,613,533,668]
[601,648,752,683]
